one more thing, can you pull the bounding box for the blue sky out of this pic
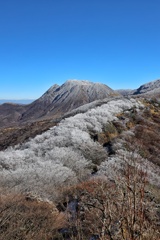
[0,0,160,99]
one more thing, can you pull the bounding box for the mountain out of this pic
[117,79,160,97]
[0,80,118,128]
[133,79,160,95]
[19,80,118,122]
[116,89,134,96]
[0,103,28,128]
[0,81,160,238]
[1,79,160,129]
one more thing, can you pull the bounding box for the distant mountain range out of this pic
[0,99,34,105]
[0,80,118,128]
[117,79,160,97]
[19,80,117,122]
[0,79,160,129]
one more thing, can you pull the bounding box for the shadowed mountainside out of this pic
[0,103,28,128]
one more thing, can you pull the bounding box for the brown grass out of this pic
[0,191,66,240]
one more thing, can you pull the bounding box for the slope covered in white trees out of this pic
[0,98,159,200]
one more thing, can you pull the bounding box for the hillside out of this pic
[0,96,160,239]
[0,103,28,128]
[19,80,118,122]
[117,79,160,98]
[0,80,160,239]
[0,80,118,128]
[1,97,160,193]
[133,79,160,95]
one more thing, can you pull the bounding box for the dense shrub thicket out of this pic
[0,98,143,198]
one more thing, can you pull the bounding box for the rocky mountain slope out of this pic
[117,79,160,97]
[0,80,118,128]
[0,103,28,128]
[133,79,160,95]
[19,80,118,122]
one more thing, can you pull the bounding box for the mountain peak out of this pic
[19,79,118,122]
[40,84,60,101]
[65,79,104,85]
[65,79,94,86]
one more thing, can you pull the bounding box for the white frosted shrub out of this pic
[0,98,144,197]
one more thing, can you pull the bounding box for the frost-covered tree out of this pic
[0,98,144,198]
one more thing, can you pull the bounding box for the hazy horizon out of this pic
[0,99,35,104]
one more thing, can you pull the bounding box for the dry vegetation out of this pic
[0,119,57,151]
[0,161,159,240]
[0,190,66,240]
[0,97,160,239]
